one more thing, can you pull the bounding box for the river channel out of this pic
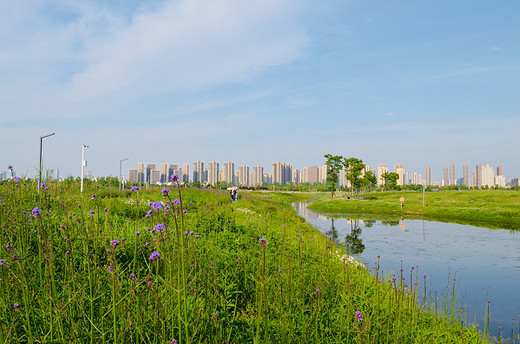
[293,202,520,339]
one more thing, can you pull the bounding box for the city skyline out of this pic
[1,1,519,179]
[121,159,513,188]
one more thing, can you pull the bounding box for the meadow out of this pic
[308,190,520,230]
[0,176,502,343]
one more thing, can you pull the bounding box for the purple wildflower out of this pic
[151,202,162,211]
[129,273,135,279]
[32,207,41,217]
[108,266,113,273]
[0,259,5,265]
[89,210,94,216]
[14,177,20,182]
[316,288,320,294]
[355,311,363,322]
[259,237,268,247]
[161,188,170,197]
[172,199,180,205]
[210,262,214,266]
[423,274,428,279]
[131,186,139,192]
[154,223,165,232]
[145,242,150,247]
[170,174,179,183]
[189,230,194,236]
[238,257,242,263]
[5,245,12,251]
[391,276,397,282]
[136,231,140,237]
[40,182,47,189]
[8,165,13,171]
[91,194,96,199]
[170,340,178,344]
[195,235,200,240]
[111,240,119,248]
[65,251,70,256]
[14,303,19,309]
[149,251,161,260]
[145,210,152,218]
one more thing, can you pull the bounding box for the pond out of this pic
[293,202,520,339]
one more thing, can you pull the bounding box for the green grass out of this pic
[308,190,520,229]
[0,179,502,343]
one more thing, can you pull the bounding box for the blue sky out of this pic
[1,0,519,181]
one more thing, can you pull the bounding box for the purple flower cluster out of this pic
[170,174,179,183]
[151,202,162,211]
[131,186,139,192]
[154,223,166,232]
[149,251,161,260]
[161,188,170,197]
[32,207,41,217]
[355,311,363,322]
[111,240,119,248]
[259,237,268,247]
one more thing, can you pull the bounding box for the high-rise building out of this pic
[495,175,506,187]
[221,161,234,184]
[497,165,504,176]
[150,169,161,184]
[475,163,482,188]
[238,165,249,186]
[138,162,145,184]
[128,169,138,183]
[252,165,264,186]
[182,163,190,183]
[394,164,405,186]
[146,163,156,184]
[171,164,182,183]
[443,167,449,187]
[160,163,169,183]
[192,161,204,184]
[377,164,388,187]
[425,166,431,186]
[482,164,494,187]
[301,166,319,184]
[208,161,219,185]
[272,162,292,185]
[292,169,300,185]
[318,165,328,184]
[463,164,469,186]
[449,163,455,186]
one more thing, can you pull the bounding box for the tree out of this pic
[324,154,343,198]
[344,157,365,195]
[381,172,399,190]
[362,170,377,192]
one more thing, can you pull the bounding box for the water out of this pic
[293,202,520,338]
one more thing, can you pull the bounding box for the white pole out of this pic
[119,158,129,191]
[38,132,55,195]
[81,145,89,193]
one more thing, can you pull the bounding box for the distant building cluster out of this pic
[125,160,515,188]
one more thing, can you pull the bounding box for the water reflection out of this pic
[293,201,520,339]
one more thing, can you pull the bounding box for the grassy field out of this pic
[0,178,503,343]
[308,190,520,229]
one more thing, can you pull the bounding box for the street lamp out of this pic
[38,132,55,194]
[119,158,129,191]
[80,145,89,193]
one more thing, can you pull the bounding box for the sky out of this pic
[1,0,519,181]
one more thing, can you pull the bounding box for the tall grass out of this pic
[0,177,503,343]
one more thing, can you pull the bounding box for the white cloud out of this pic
[0,0,308,122]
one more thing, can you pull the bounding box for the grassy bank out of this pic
[308,190,520,229]
[0,178,498,343]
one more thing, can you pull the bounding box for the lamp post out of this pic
[119,158,129,191]
[38,132,55,194]
[80,145,89,193]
